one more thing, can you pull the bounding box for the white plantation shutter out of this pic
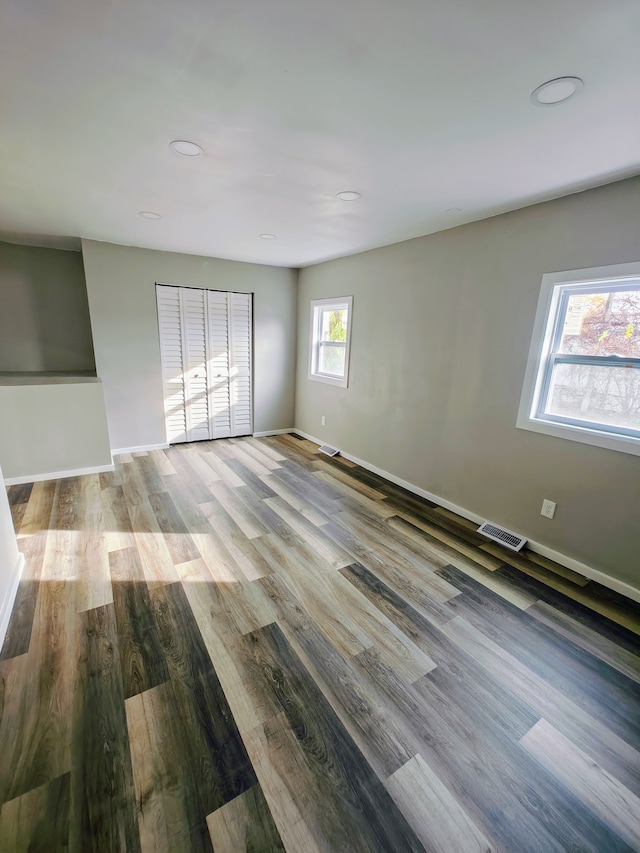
[156,285,188,443]
[229,292,252,435]
[207,290,232,438]
[180,288,211,442]
[156,285,252,443]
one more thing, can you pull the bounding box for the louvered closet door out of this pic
[180,288,211,442]
[156,285,252,444]
[156,285,188,443]
[228,292,252,436]
[207,290,232,438]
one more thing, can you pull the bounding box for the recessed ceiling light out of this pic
[530,76,583,106]
[445,207,462,213]
[337,191,361,201]
[138,210,162,219]
[259,233,276,240]
[169,139,204,156]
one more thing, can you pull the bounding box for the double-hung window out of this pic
[309,296,353,387]
[518,264,640,456]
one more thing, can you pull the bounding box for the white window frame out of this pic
[517,262,640,457]
[308,296,353,388]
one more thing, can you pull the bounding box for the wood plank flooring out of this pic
[1,433,640,852]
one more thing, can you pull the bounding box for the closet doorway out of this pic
[156,284,252,444]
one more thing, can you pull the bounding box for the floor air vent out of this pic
[318,444,340,457]
[477,521,527,552]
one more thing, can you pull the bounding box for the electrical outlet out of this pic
[321,416,326,426]
[541,499,556,519]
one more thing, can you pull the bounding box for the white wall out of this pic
[0,379,113,482]
[0,463,23,651]
[296,176,640,591]
[82,240,297,451]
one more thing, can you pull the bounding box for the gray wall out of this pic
[0,379,113,481]
[82,239,297,451]
[0,241,95,373]
[295,176,640,590]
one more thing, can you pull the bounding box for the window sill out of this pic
[516,414,640,457]
[308,372,349,388]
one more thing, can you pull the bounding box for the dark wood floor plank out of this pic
[0,531,48,661]
[312,458,390,501]
[206,783,285,852]
[8,500,27,532]
[224,456,280,499]
[441,615,640,797]
[394,510,506,572]
[119,460,149,507]
[386,514,513,581]
[7,482,34,507]
[70,603,141,853]
[357,642,631,853]
[495,541,589,586]
[15,478,57,538]
[266,434,323,469]
[528,599,640,684]
[334,509,460,601]
[438,563,640,751]
[149,582,258,814]
[110,548,170,699]
[340,559,456,629]
[238,621,426,852]
[326,516,472,611]
[259,573,416,778]
[340,562,539,742]
[496,562,640,635]
[0,539,78,803]
[135,453,168,496]
[126,681,212,853]
[0,772,70,853]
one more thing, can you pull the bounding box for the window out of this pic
[309,296,353,387]
[517,263,640,456]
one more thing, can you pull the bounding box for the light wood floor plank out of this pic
[128,496,181,588]
[386,753,495,853]
[521,718,640,849]
[441,615,640,795]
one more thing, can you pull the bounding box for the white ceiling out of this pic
[1,0,639,267]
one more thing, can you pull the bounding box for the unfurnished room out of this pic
[0,0,639,850]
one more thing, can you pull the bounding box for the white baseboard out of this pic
[0,552,25,652]
[111,443,170,456]
[252,429,295,437]
[294,428,640,605]
[4,463,115,486]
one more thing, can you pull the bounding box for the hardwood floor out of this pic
[1,433,639,852]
